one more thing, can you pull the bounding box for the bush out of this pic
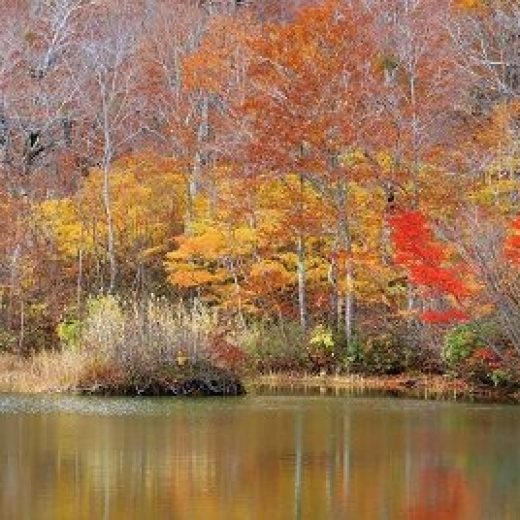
[242,320,308,373]
[80,296,220,369]
[463,347,501,385]
[307,324,339,374]
[207,331,248,372]
[462,347,520,389]
[343,337,365,373]
[307,327,367,375]
[360,333,412,375]
[441,320,520,388]
[62,296,248,393]
[54,296,246,394]
[442,323,481,370]
[442,320,507,372]
[56,319,82,350]
[0,328,16,352]
[20,302,58,354]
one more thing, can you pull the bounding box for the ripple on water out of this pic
[0,391,514,419]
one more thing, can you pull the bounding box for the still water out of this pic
[0,392,519,520]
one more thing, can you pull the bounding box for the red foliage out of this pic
[208,333,248,371]
[469,347,501,369]
[389,210,470,324]
[505,217,520,264]
[421,309,470,324]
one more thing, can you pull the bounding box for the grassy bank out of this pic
[1,297,520,402]
[247,373,520,403]
[0,297,246,396]
[1,350,518,403]
[0,352,244,396]
[0,352,86,394]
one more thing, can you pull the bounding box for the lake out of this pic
[0,392,519,519]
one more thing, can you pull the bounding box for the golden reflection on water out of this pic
[0,395,519,519]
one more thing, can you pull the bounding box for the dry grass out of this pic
[80,296,219,372]
[1,354,518,401]
[0,351,86,393]
[248,372,514,402]
[0,297,231,394]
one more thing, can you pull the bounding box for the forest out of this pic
[1,0,520,394]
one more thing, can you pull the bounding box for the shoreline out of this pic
[1,353,519,403]
[246,373,520,404]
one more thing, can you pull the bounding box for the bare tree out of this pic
[74,0,144,293]
[451,0,520,112]
[0,0,90,196]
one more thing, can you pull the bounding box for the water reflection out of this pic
[0,395,519,519]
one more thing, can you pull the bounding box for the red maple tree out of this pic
[389,210,470,324]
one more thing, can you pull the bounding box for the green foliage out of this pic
[309,324,334,351]
[242,321,308,373]
[343,337,365,373]
[0,327,16,352]
[442,322,489,369]
[57,319,82,350]
[490,369,510,388]
[307,325,372,375]
[361,334,411,375]
[442,320,520,388]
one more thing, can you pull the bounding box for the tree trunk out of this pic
[337,178,354,344]
[76,247,83,319]
[345,260,354,345]
[18,298,24,354]
[296,174,307,332]
[296,233,307,332]
[102,162,116,294]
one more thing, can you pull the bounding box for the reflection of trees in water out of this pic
[408,467,476,520]
[0,399,520,518]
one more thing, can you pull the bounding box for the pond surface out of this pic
[0,392,519,520]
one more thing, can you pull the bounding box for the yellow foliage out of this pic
[38,156,187,273]
[249,260,294,289]
[167,263,228,288]
[39,199,87,258]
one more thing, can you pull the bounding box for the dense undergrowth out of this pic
[1,297,519,396]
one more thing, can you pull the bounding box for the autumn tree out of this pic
[239,0,378,336]
[389,209,472,326]
[0,0,89,196]
[74,0,145,293]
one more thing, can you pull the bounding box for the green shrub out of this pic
[440,320,520,387]
[442,324,480,369]
[308,324,334,351]
[490,368,510,388]
[0,328,16,352]
[361,333,411,375]
[307,324,340,374]
[343,337,365,373]
[242,320,308,373]
[56,319,82,350]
